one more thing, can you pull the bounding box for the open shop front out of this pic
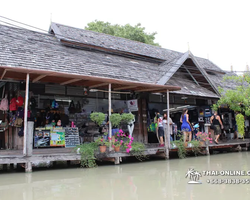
[147,94,216,142]
[0,66,180,154]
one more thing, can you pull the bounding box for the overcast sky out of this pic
[0,0,249,72]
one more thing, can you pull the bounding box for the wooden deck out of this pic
[0,139,249,170]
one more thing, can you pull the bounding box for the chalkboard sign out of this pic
[65,127,80,147]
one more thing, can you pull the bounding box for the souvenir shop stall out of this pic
[30,86,134,149]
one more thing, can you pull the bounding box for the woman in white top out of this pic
[163,113,173,141]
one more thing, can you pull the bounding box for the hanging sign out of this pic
[127,99,138,112]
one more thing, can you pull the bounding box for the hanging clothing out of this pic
[10,97,17,111]
[16,96,24,107]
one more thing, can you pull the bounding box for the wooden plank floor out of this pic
[0,139,249,165]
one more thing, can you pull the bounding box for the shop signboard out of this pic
[127,99,138,112]
[50,129,65,147]
[34,130,50,148]
[65,127,80,147]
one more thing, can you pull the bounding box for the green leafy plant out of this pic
[236,113,245,138]
[170,141,177,149]
[75,142,99,168]
[121,113,134,124]
[90,112,106,126]
[173,134,187,159]
[85,20,161,46]
[189,140,202,156]
[212,73,250,116]
[110,113,122,127]
[130,142,148,161]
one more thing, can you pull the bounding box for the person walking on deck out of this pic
[180,108,192,142]
[210,111,224,144]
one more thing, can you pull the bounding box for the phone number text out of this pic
[207,179,250,184]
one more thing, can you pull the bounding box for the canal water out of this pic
[1,152,250,200]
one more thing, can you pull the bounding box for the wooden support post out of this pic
[25,162,32,173]
[165,90,170,159]
[114,157,120,165]
[23,73,30,156]
[26,122,34,156]
[25,121,34,173]
[10,163,14,170]
[2,164,7,171]
[108,83,112,151]
[206,145,210,155]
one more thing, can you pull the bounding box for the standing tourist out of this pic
[163,113,173,142]
[154,111,160,142]
[157,113,165,147]
[210,111,224,144]
[180,108,192,142]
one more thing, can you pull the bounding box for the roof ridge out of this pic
[52,22,181,54]
[0,22,53,37]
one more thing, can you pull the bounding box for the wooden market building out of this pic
[0,22,249,172]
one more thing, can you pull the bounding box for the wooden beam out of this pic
[89,83,109,89]
[60,79,81,85]
[0,69,7,80]
[136,88,161,92]
[0,66,181,91]
[32,75,46,83]
[113,85,137,91]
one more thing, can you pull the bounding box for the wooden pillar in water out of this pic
[108,83,112,151]
[23,73,29,156]
[25,121,34,172]
[141,98,148,144]
[137,98,143,142]
[165,90,170,159]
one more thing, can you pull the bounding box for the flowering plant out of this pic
[124,135,134,153]
[196,132,213,143]
[95,134,111,146]
[115,129,134,153]
[112,139,123,148]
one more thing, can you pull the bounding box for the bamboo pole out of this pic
[23,73,29,156]
[108,83,112,151]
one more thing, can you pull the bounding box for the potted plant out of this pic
[196,132,213,146]
[112,139,123,152]
[110,113,122,128]
[95,134,111,153]
[90,112,106,126]
[121,113,134,124]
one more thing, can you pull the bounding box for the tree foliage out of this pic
[212,73,250,116]
[212,73,250,137]
[85,20,160,46]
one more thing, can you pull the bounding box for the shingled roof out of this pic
[0,23,231,98]
[50,22,225,74]
[0,24,165,84]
